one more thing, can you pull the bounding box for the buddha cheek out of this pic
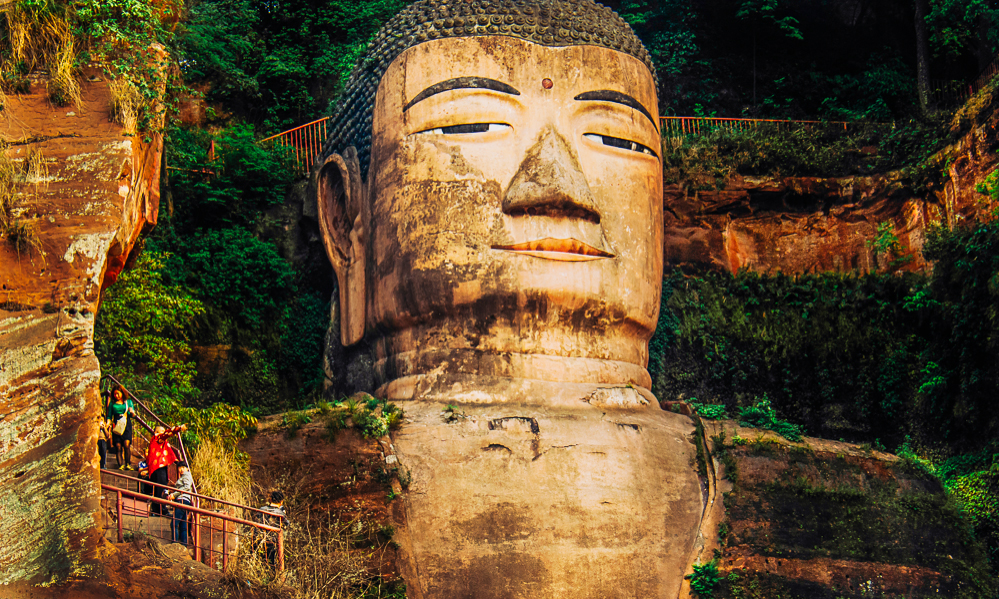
[370,142,507,318]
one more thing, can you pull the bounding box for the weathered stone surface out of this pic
[392,401,703,599]
[691,421,991,598]
[316,22,706,596]
[663,104,999,273]
[0,69,162,585]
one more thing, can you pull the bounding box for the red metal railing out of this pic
[660,116,858,136]
[260,49,999,173]
[100,469,284,572]
[258,117,330,175]
[930,52,999,106]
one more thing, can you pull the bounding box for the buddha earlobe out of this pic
[316,148,366,345]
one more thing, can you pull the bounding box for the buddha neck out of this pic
[368,322,656,407]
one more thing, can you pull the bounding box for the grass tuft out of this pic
[190,437,252,507]
[108,77,143,134]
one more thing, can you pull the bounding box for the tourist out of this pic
[145,424,187,516]
[257,491,286,568]
[105,386,135,470]
[96,414,110,470]
[137,461,152,498]
[167,461,194,546]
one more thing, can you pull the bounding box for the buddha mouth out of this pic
[492,238,615,261]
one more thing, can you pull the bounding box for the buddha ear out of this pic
[316,147,366,346]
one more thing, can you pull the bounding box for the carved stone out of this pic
[317,8,706,595]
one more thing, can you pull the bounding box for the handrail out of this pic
[101,484,285,571]
[257,117,330,144]
[101,468,282,522]
[258,116,329,175]
[101,374,196,496]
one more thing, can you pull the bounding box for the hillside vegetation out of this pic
[2,0,998,586]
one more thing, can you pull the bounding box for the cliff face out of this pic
[0,69,162,585]
[663,101,999,274]
[694,422,994,599]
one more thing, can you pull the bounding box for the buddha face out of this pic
[319,35,662,374]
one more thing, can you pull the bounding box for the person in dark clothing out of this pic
[137,461,153,497]
[257,491,286,568]
[96,414,111,469]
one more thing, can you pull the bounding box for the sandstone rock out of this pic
[0,68,162,585]
[664,105,999,274]
[688,421,993,598]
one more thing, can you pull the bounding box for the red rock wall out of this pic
[664,104,999,274]
[0,68,162,584]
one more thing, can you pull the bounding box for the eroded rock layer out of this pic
[0,69,162,584]
[664,104,999,273]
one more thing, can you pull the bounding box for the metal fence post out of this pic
[116,489,123,542]
[277,528,285,572]
[194,498,201,562]
[222,519,228,573]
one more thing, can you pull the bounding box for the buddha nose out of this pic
[502,126,601,224]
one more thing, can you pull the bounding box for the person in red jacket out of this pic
[146,424,187,516]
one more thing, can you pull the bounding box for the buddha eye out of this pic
[583,133,657,157]
[417,123,511,135]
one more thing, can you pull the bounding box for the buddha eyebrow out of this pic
[574,90,659,132]
[404,77,521,112]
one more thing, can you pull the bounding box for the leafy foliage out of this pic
[663,119,954,186]
[179,226,295,328]
[286,396,404,441]
[868,221,914,271]
[171,402,257,449]
[686,559,721,597]
[175,0,406,130]
[95,251,204,406]
[691,402,729,420]
[166,125,294,230]
[648,256,997,451]
[738,396,804,441]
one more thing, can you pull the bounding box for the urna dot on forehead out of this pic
[322,0,658,178]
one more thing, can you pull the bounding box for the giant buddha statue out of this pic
[316,1,706,596]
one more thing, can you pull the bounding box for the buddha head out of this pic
[317,0,663,398]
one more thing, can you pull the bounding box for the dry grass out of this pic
[2,4,80,108]
[217,463,403,599]
[23,147,48,185]
[190,438,253,507]
[108,77,142,134]
[0,147,15,234]
[47,37,81,108]
[0,146,46,259]
[226,509,393,599]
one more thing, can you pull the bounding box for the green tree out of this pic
[95,250,204,404]
[176,0,406,130]
[179,226,296,328]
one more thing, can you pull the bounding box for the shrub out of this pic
[738,396,804,442]
[180,226,295,328]
[691,401,728,420]
[686,559,721,597]
[282,410,312,438]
